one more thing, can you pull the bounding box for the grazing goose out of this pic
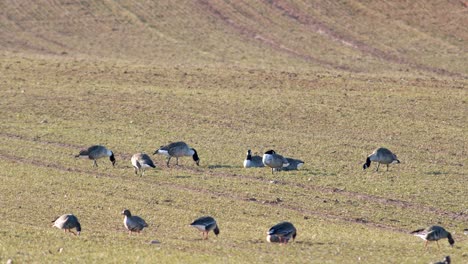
[363,147,400,171]
[190,216,220,240]
[153,141,200,167]
[262,150,289,173]
[411,225,455,249]
[433,256,451,264]
[131,153,156,176]
[243,149,265,168]
[52,214,81,236]
[76,145,115,167]
[277,157,304,171]
[121,209,148,234]
[267,221,297,244]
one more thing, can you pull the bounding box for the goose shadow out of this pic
[175,175,191,179]
[207,164,236,169]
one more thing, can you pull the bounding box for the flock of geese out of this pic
[51,141,459,261]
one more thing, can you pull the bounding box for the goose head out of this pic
[214,225,220,236]
[363,157,371,170]
[191,148,200,166]
[76,222,82,236]
[121,209,132,217]
[448,233,455,247]
[110,152,116,166]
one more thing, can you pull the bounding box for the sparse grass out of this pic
[0,55,466,263]
[0,0,467,263]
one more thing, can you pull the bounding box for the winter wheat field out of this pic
[0,1,467,263]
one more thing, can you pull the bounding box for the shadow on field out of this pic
[249,239,333,246]
[207,165,236,169]
[175,175,191,179]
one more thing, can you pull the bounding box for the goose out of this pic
[243,149,264,168]
[52,214,81,236]
[153,141,200,167]
[276,157,304,171]
[363,147,400,171]
[76,145,115,167]
[267,221,296,244]
[433,256,451,264]
[262,150,289,173]
[190,216,220,240]
[411,225,454,249]
[121,209,148,234]
[131,153,156,176]
[464,228,468,235]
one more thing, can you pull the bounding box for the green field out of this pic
[0,1,467,263]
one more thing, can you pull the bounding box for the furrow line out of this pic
[195,0,355,72]
[1,131,465,221]
[180,166,468,222]
[0,152,409,234]
[266,0,464,77]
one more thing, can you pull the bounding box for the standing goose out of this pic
[121,209,148,234]
[262,150,289,174]
[363,147,400,171]
[267,221,297,244]
[411,225,455,249]
[52,214,81,236]
[153,141,200,167]
[243,149,265,168]
[131,153,156,176]
[76,145,116,167]
[190,216,220,240]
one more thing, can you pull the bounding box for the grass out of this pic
[0,55,466,263]
[0,0,467,263]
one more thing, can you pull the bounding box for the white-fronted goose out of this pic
[52,214,81,236]
[131,153,156,176]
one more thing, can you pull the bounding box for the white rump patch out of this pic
[191,224,206,231]
[156,150,170,157]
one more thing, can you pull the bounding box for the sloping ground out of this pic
[0,0,467,75]
[0,1,467,263]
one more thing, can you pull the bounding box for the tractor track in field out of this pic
[1,131,466,223]
[196,0,463,78]
[0,151,409,234]
[264,0,463,78]
[182,167,468,222]
[195,0,355,72]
